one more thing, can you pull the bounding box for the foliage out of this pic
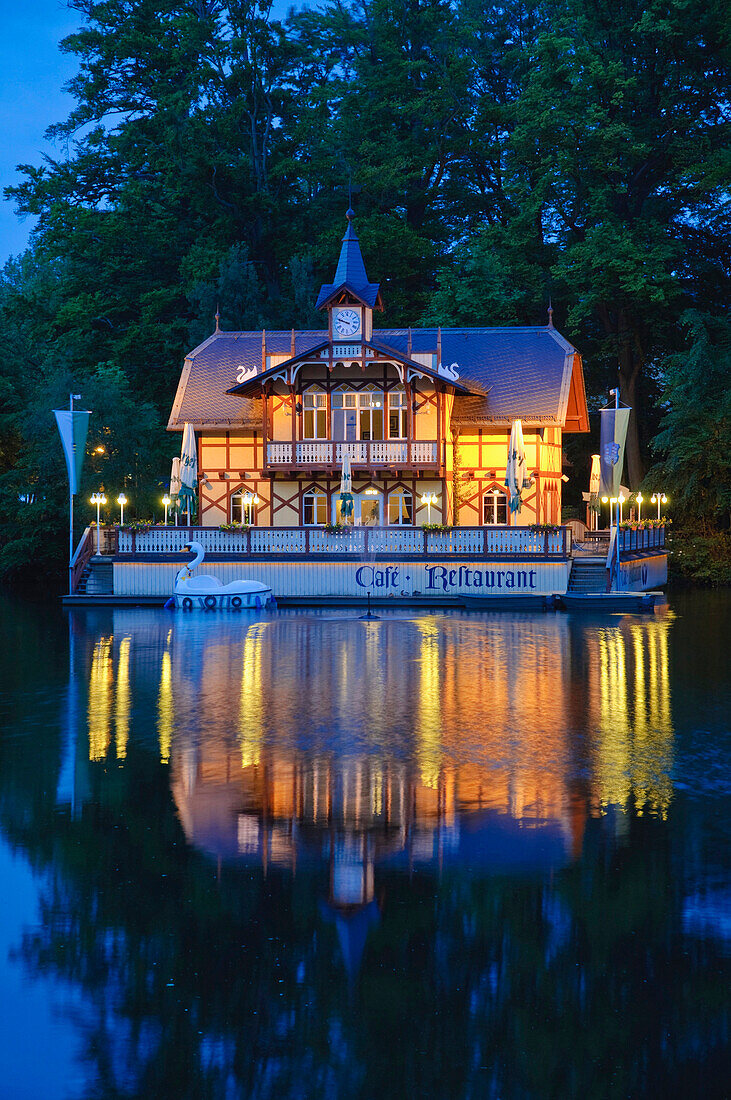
[649,312,731,530]
[667,530,731,588]
[0,0,729,584]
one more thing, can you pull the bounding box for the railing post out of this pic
[424,528,429,555]
[544,530,549,557]
[365,527,370,555]
[483,527,488,557]
[247,527,252,555]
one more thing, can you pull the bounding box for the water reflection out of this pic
[75,609,680,877]
[3,598,728,1099]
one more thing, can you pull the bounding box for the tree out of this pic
[504,0,731,485]
[650,311,731,529]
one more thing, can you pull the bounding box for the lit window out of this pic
[358,385,383,442]
[388,490,413,526]
[388,388,407,439]
[483,490,508,525]
[231,490,258,526]
[303,491,327,526]
[303,389,327,439]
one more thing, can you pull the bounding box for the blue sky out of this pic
[0,0,306,266]
[0,0,79,263]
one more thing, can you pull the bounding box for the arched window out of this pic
[388,386,407,439]
[303,489,327,526]
[302,387,327,439]
[483,488,508,526]
[388,489,413,526]
[231,490,259,526]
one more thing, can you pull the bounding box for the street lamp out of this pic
[90,492,107,554]
[636,493,643,522]
[651,493,668,521]
[420,492,438,524]
[117,493,127,526]
[162,494,171,525]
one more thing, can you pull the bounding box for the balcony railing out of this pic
[266,440,438,467]
[117,525,572,558]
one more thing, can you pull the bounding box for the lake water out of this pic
[0,593,729,1098]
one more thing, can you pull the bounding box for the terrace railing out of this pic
[117,525,572,558]
[618,526,666,553]
[265,440,438,467]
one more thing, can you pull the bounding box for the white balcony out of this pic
[266,440,438,467]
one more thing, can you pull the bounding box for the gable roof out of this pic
[167,325,588,432]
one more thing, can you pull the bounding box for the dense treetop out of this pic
[1,0,729,577]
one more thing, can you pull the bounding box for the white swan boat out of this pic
[173,542,273,610]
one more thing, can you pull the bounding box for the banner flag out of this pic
[598,408,630,498]
[54,409,90,495]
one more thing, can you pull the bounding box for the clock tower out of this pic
[316,209,383,342]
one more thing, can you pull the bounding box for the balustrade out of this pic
[266,440,437,466]
[115,524,574,559]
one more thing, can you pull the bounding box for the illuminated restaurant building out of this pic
[168,210,589,530]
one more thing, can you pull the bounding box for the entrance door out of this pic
[333,493,382,526]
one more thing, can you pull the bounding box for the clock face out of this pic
[334,308,361,337]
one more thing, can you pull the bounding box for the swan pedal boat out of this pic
[173,542,273,610]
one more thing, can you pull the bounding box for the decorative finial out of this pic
[547,300,554,328]
[346,206,355,221]
[214,303,221,333]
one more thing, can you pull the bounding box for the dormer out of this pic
[315,209,383,342]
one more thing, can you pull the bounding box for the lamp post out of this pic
[636,493,643,522]
[117,493,127,526]
[420,492,438,524]
[90,492,107,554]
[162,494,171,525]
[651,493,668,521]
[618,493,626,524]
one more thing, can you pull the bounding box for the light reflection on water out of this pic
[78,608,678,868]
[1,597,729,1099]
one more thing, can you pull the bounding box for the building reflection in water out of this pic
[79,609,676,885]
[590,616,673,818]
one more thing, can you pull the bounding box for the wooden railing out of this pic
[266,440,438,466]
[618,526,665,552]
[117,525,572,558]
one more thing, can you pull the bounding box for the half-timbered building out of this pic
[168,210,590,530]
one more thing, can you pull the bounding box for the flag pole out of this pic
[69,393,81,594]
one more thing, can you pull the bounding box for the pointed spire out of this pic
[316,208,381,311]
[547,300,554,328]
[214,303,221,333]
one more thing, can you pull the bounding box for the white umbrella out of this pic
[339,447,354,521]
[170,457,181,526]
[179,423,197,525]
[505,419,531,514]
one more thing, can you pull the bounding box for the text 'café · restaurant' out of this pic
[168,210,589,536]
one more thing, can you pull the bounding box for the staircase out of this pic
[75,558,114,595]
[567,558,607,594]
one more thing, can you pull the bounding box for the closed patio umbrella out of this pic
[505,419,531,514]
[170,457,181,526]
[339,447,354,521]
[179,423,198,525]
